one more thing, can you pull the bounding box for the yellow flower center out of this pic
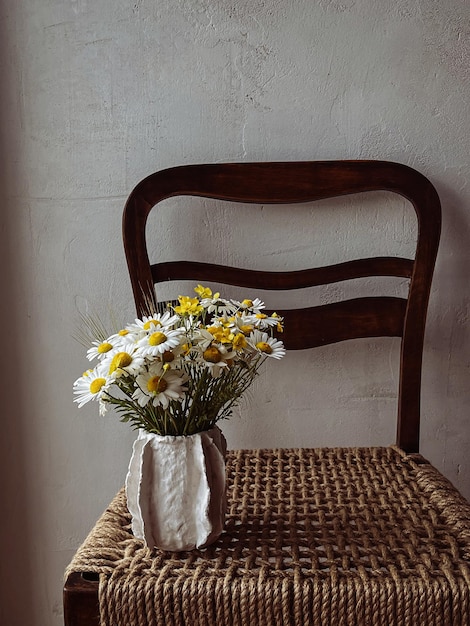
[149,331,167,346]
[143,319,161,330]
[240,325,253,336]
[203,346,223,363]
[242,299,253,307]
[256,341,273,354]
[147,376,168,394]
[256,313,267,319]
[109,352,133,374]
[90,378,106,394]
[118,329,129,336]
[97,342,113,354]
[162,350,175,363]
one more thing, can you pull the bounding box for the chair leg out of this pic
[63,572,100,626]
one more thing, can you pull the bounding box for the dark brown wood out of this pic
[279,297,407,350]
[122,160,437,314]
[152,257,414,289]
[62,160,441,626]
[63,572,100,626]
[122,160,441,453]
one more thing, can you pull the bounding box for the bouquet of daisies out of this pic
[73,285,285,436]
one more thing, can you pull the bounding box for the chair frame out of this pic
[64,160,441,626]
[123,160,441,454]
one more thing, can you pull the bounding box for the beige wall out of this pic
[1,1,469,624]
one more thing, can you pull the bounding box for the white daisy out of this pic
[198,343,236,378]
[248,329,285,360]
[137,326,185,357]
[133,365,187,408]
[101,347,145,378]
[228,314,256,337]
[86,340,115,361]
[232,297,265,313]
[158,345,186,369]
[73,365,112,407]
[247,312,283,331]
[200,296,237,317]
[106,328,140,347]
[126,311,180,335]
[192,328,215,351]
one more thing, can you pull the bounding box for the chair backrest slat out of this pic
[151,257,414,289]
[278,297,407,350]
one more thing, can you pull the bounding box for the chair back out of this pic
[122,161,441,453]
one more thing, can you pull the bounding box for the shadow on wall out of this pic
[433,178,470,315]
[421,175,470,492]
[0,19,35,626]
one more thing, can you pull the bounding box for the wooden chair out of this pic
[64,161,470,626]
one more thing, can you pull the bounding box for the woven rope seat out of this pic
[66,446,470,626]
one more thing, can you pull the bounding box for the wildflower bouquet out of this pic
[73,285,285,436]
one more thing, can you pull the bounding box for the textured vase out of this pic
[125,427,227,551]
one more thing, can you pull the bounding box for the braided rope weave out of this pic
[67,446,470,625]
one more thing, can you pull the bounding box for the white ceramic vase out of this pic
[125,427,227,551]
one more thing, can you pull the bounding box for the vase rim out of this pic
[137,426,221,441]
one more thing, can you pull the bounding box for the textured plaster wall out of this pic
[1,1,469,624]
